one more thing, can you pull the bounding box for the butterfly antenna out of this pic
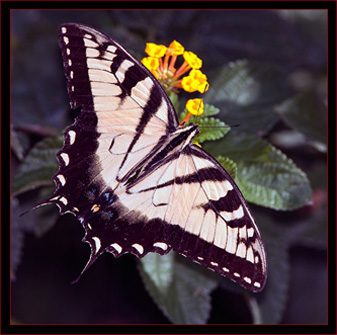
[199,123,240,129]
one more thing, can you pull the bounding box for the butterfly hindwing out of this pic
[49,23,267,292]
[119,144,267,291]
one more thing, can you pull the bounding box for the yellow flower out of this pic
[141,57,160,79]
[141,39,209,96]
[181,76,197,93]
[183,51,202,69]
[181,69,209,93]
[145,43,167,58]
[168,40,184,55]
[185,98,204,116]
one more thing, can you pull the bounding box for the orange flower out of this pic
[186,98,204,115]
[145,43,167,58]
[141,57,160,78]
[183,51,202,69]
[141,40,208,98]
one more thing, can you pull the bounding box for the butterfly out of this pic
[45,23,267,292]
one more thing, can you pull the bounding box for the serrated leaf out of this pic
[196,117,229,143]
[274,90,327,152]
[201,103,220,117]
[205,132,312,210]
[11,135,63,196]
[139,252,218,324]
[206,60,288,134]
[215,155,237,180]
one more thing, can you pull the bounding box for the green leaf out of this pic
[197,117,229,143]
[206,60,288,134]
[178,103,220,124]
[215,155,237,180]
[12,135,63,196]
[178,109,188,124]
[205,132,312,210]
[168,91,180,113]
[139,252,218,324]
[201,103,220,117]
[139,252,174,296]
[274,90,327,152]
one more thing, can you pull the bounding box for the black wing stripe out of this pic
[52,24,267,292]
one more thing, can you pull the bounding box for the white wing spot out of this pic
[63,36,69,45]
[246,246,255,263]
[66,48,71,55]
[68,59,72,66]
[60,153,70,166]
[247,227,255,238]
[220,204,244,222]
[132,243,144,255]
[61,27,67,34]
[68,130,76,145]
[87,223,92,230]
[92,236,101,254]
[210,261,218,266]
[59,196,68,206]
[56,174,66,186]
[255,255,260,264]
[84,33,93,39]
[110,243,122,254]
[197,256,204,261]
[70,71,74,79]
[84,38,99,48]
[222,267,230,273]
[244,277,252,284]
[236,242,247,258]
[254,282,261,289]
[153,242,168,251]
[107,45,117,53]
[86,48,100,58]
[233,272,240,278]
[225,226,238,254]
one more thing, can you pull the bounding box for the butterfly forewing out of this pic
[49,23,267,292]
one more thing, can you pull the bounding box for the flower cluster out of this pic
[141,40,209,119]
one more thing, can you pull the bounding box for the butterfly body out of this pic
[48,23,267,292]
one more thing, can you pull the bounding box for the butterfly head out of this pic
[170,123,199,151]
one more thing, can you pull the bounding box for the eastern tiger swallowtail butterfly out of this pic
[44,23,267,292]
